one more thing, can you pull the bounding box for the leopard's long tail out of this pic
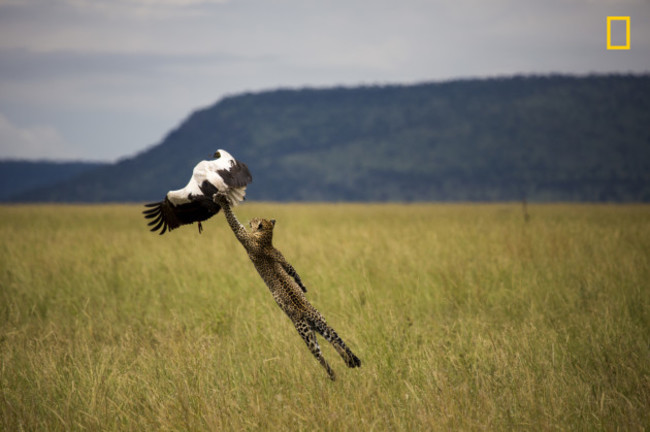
[312,318,361,369]
[294,317,361,380]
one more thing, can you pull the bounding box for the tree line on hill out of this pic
[2,74,649,202]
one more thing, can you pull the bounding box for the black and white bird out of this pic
[143,149,252,235]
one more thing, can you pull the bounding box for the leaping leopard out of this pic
[212,192,361,380]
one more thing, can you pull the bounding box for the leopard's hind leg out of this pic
[312,318,361,368]
[294,320,336,380]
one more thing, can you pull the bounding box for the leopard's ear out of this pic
[270,219,276,227]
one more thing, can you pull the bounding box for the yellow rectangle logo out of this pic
[607,16,630,50]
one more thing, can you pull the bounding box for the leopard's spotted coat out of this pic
[213,193,361,380]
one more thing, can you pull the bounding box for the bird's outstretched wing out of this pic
[217,160,252,189]
[143,196,220,235]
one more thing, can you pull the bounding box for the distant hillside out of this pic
[0,160,108,201]
[8,74,650,202]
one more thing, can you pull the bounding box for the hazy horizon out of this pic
[1,0,648,162]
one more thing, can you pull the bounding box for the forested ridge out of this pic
[0,160,107,201]
[3,74,649,202]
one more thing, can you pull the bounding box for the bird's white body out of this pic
[167,149,247,206]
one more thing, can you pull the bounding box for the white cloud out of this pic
[60,0,231,19]
[67,0,230,6]
[0,113,79,160]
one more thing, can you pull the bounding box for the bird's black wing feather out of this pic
[198,180,219,197]
[143,196,220,235]
[217,160,252,188]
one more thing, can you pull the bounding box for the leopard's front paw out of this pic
[212,191,228,205]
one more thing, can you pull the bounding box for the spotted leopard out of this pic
[213,192,361,380]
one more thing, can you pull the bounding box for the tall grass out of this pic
[1,203,649,430]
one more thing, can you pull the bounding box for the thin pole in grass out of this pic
[522,195,530,223]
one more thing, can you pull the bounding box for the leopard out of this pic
[212,192,361,380]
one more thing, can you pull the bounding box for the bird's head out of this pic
[213,149,233,160]
[249,217,276,245]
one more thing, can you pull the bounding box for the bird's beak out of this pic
[213,151,221,159]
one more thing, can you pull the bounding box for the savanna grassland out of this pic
[1,203,649,431]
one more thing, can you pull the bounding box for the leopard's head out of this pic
[249,217,276,244]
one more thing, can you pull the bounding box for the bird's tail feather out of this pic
[227,187,247,206]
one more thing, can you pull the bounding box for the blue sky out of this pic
[0,0,648,161]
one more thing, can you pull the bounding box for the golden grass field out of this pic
[1,203,649,430]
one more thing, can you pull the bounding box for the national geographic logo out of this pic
[606,16,630,50]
